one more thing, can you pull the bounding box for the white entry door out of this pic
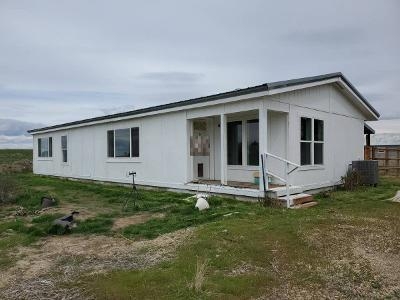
[192,118,214,180]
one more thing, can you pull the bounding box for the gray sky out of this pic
[1,0,399,148]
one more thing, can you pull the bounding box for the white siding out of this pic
[33,83,369,194]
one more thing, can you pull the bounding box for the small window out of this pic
[61,136,68,163]
[227,121,242,165]
[300,117,324,165]
[247,119,259,166]
[38,137,52,158]
[107,127,140,158]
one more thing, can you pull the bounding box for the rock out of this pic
[195,197,209,211]
[41,197,56,208]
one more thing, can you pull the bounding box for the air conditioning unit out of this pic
[352,160,379,186]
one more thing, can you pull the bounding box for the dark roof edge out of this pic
[28,72,379,134]
[364,123,375,134]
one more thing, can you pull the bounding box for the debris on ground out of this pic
[40,196,56,208]
[14,206,28,217]
[223,212,239,217]
[53,211,80,231]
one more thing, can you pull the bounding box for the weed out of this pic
[341,168,361,191]
[192,257,209,292]
[0,175,18,204]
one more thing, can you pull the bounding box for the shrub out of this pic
[0,174,18,204]
[341,169,361,191]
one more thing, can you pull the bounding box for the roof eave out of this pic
[28,72,380,134]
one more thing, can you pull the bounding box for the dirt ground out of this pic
[0,228,193,300]
[297,215,400,298]
[112,212,165,230]
[0,159,32,173]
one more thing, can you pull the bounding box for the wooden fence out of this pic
[364,146,400,176]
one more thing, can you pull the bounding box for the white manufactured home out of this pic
[29,73,379,206]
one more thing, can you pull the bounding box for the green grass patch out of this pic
[85,178,400,299]
[74,215,115,234]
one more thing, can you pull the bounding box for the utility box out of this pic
[352,160,379,186]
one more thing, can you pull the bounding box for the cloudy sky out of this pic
[1,0,399,148]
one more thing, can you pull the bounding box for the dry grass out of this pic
[112,212,165,230]
[192,257,209,292]
[0,228,193,299]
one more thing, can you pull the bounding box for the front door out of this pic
[192,119,213,180]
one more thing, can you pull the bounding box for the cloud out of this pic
[371,134,400,146]
[281,27,366,46]
[0,135,32,149]
[367,119,400,134]
[0,119,45,149]
[100,105,136,116]
[0,0,399,126]
[138,72,204,84]
[0,119,45,136]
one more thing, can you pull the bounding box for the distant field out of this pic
[0,149,32,164]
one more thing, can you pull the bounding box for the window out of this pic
[247,119,259,166]
[115,129,130,157]
[107,127,140,158]
[227,121,242,165]
[314,119,324,165]
[300,117,324,165]
[61,136,68,163]
[38,137,52,157]
[107,130,114,157]
[131,127,139,157]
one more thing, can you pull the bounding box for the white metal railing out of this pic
[261,152,300,208]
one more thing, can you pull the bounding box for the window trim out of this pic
[300,116,325,167]
[107,126,141,161]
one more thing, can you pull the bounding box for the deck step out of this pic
[290,201,318,209]
[278,193,314,207]
[267,185,304,198]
